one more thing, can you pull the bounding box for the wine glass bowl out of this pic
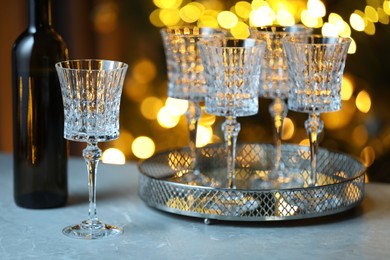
[283,35,351,186]
[250,25,312,187]
[58,59,127,143]
[161,27,225,185]
[56,59,128,239]
[161,27,219,101]
[199,37,266,189]
[251,25,312,99]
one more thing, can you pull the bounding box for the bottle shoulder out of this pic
[13,27,67,51]
[12,27,68,61]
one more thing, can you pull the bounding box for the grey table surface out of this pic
[0,152,389,260]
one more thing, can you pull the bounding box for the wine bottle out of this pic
[12,0,69,208]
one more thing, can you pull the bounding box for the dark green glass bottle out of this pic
[12,0,68,208]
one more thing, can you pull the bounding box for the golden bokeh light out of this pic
[111,130,134,157]
[322,99,356,130]
[322,22,339,36]
[132,58,157,84]
[159,8,181,26]
[141,96,164,120]
[165,97,188,116]
[341,75,354,100]
[307,0,326,18]
[250,6,276,26]
[132,136,156,159]
[328,12,343,24]
[299,138,310,146]
[157,106,180,128]
[364,20,376,35]
[252,0,270,10]
[180,3,202,23]
[196,124,213,147]
[200,111,216,126]
[360,146,376,168]
[235,1,252,20]
[378,7,390,24]
[384,1,390,15]
[348,37,357,54]
[92,2,119,34]
[153,0,182,9]
[301,9,322,28]
[350,12,366,32]
[218,11,238,29]
[339,21,352,37]
[102,148,126,165]
[356,90,372,113]
[230,21,250,39]
[282,117,294,140]
[276,10,295,26]
[198,10,220,28]
[123,77,149,102]
[149,9,164,27]
[352,124,369,147]
[365,5,379,23]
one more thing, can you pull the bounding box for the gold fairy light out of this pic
[365,5,379,22]
[301,9,322,28]
[341,76,354,101]
[102,148,126,165]
[350,11,366,31]
[180,3,203,23]
[217,11,238,28]
[360,146,375,168]
[132,136,156,159]
[282,117,294,140]
[355,90,372,113]
[196,125,213,147]
[307,0,326,18]
[235,1,252,19]
[141,97,164,120]
[230,21,250,39]
[157,106,180,128]
[153,0,182,9]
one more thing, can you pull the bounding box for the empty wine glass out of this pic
[199,37,265,189]
[251,25,311,187]
[56,59,128,239]
[283,35,351,186]
[161,27,225,186]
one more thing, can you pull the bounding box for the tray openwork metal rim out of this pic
[138,143,365,222]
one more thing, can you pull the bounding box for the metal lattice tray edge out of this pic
[137,143,365,222]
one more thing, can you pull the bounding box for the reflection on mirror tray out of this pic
[138,143,365,222]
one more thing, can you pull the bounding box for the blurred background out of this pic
[1,0,390,182]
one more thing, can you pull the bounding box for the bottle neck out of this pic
[28,0,52,29]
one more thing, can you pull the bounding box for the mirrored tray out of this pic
[138,143,365,223]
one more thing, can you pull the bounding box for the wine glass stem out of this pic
[269,97,287,177]
[83,142,102,224]
[222,116,240,189]
[305,113,324,186]
[185,101,201,175]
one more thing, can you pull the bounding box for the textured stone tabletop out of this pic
[0,152,389,260]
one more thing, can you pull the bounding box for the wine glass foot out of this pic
[62,219,123,240]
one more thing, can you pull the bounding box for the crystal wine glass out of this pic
[161,27,224,186]
[199,37,265,189]
[251,25,311,187]
[283,35,351,186]
[56,59,128,239]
